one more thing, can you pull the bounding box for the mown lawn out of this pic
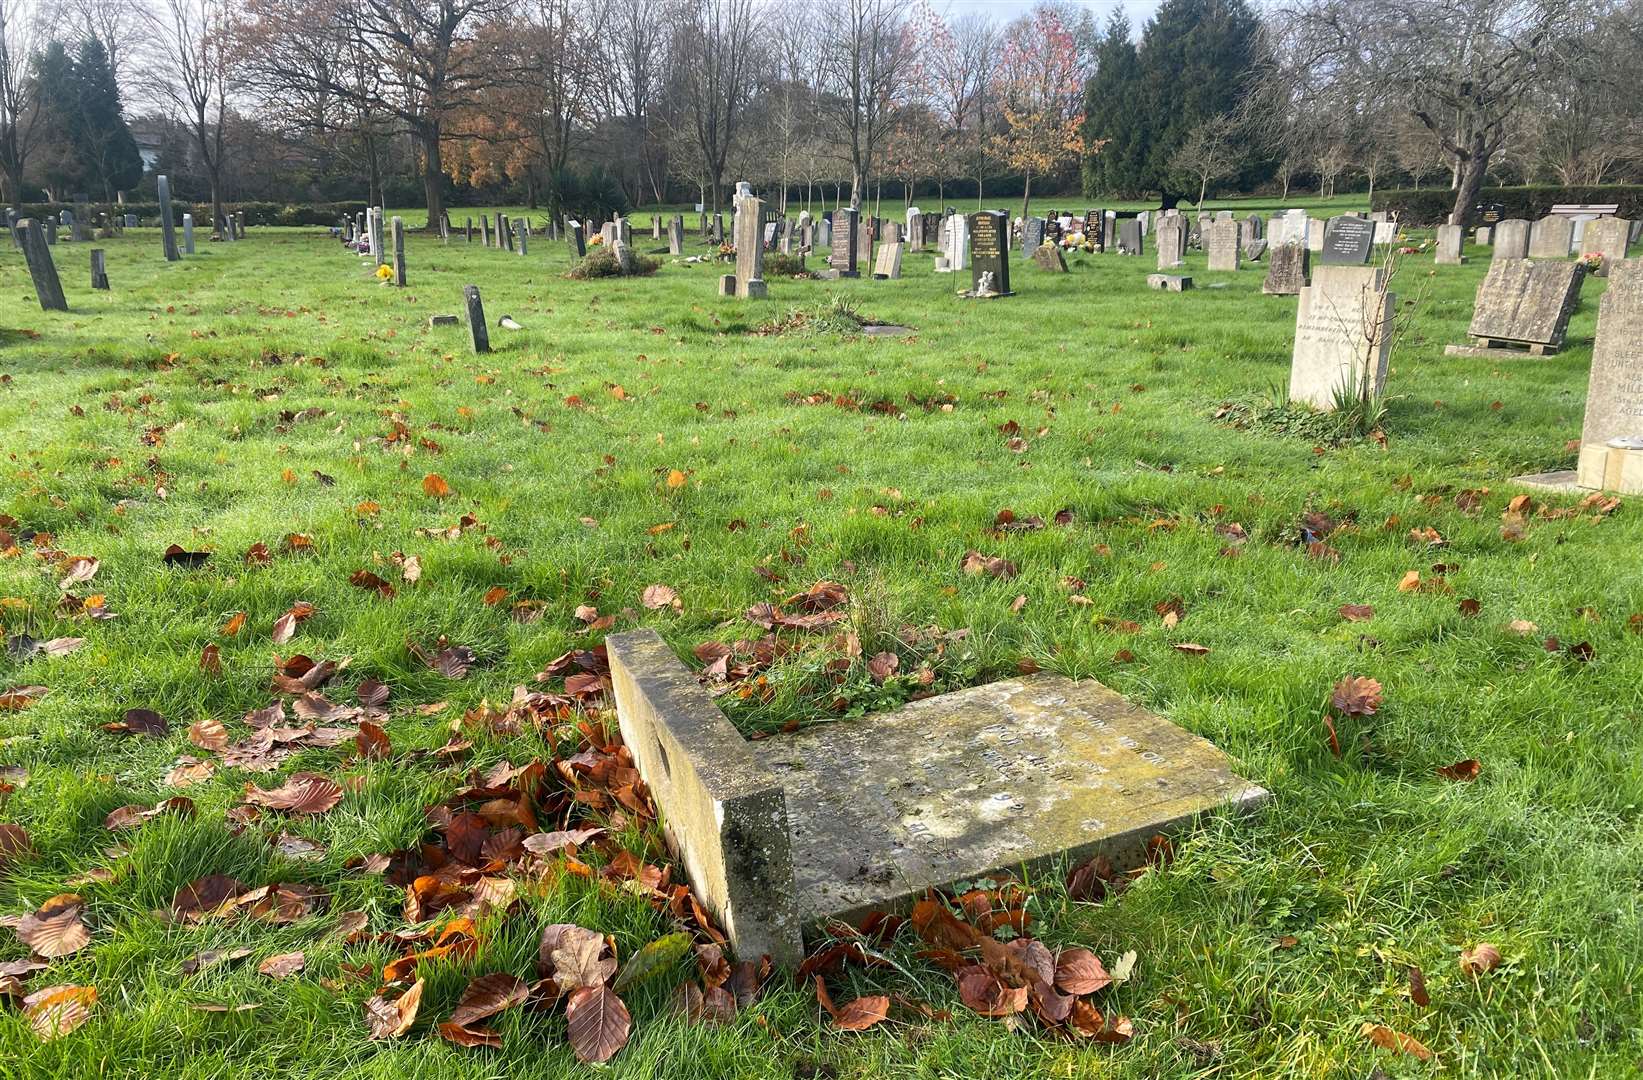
[1,200,1640,1079]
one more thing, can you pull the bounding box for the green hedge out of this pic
[1372,186,1643,227]
[6,200,371,227]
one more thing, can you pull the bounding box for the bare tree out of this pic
[673,0,758,219]
[1282,0,1574,223]
[1167,113,1244,208]
[817,0,916,209]
[0,0,41,203]
[141,0,232,236]
[602,0,671,205]
[51,0,138,80]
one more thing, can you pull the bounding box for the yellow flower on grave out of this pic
[374,264,393,280]
[589,234,604,246]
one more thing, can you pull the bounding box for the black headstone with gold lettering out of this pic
[968,211,1011,296]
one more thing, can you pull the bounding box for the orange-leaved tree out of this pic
[991,4,1095,222]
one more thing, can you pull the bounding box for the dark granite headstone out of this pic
[18,218,67,310]
[1118,217,1142,256]
[968,210,1011,296]
[1320,216,1374,265]
[830,208,859,277]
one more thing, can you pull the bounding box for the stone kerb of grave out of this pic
[607,628,1266,965]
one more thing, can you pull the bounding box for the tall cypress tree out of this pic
[1081,13,1146,197]
[29,42,83,200]
[73,38,143,199]
[1134,0,1263,200]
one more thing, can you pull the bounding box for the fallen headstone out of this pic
[1443,259,1585,357]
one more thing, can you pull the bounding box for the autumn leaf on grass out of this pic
[57,556,100,590]
[366,979,424,1039]
[242,772,343,815]
[355,720,391,760]
[0,685,49,710]
[440,972,528,1047]
[613,933,692,992]
[641,584,681,612]
[422,474,452,498]
[1459,943,1502,975]
[23,984,96,1041]
[1172,643,1211,657]
[1338,604,1374,622]
[1437,759,1481,781]
[257,951,305,979]
[960,550,1017,579]
[1331,676,1382,716]
[833,995,891,1031]
[1053,948,1112,995]
[16,894,90,958]
[866,652,899,683]
[546,926,617,991]
[1361,1021,1434,1062]
[102,707,168,737]
[162,544,212,569]
[350,570,396,600]
[189,718,229,751]
[957,966,1028,1017]
[0,823,33,869]
[565,984,631,1063]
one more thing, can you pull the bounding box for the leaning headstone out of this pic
[90,248,108,290]
[1030,244,1067,272]
[667,215,683,256]
[567,220,585,259]
[182,213,195,254]
[1320,216,1374,265]
[1443,259,1586,357]
[1147,273,1192,291]
[463,285,489,353]
[481,215,492,247]
[391,216,407,286]
[157,175,179,262]
[652,215,662,240]
[17,219,67,311]
[1206,220,1240,271]
[967,210,1011,297]
[1493,219,1530,259]
[1434,224,1466,265]
[1156,219,1186,269]
[1575,260,1643,492]
[606,628,1265,966]
[827,208,859,278]
[1262,241,1309,296]
[1289,265,1394,410]
[872,241,904,280]
[1583,218,1632,277]
[1528,215,1574,259]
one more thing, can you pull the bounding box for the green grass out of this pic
[1,200,1640,1078]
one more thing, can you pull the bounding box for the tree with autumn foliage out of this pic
[991,2,1094,221]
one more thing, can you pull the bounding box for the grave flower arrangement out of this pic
[588,233,604,246]
[374,264,393,281]
[1580,252,1603,270]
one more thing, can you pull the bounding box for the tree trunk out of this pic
[1449,141,1489,226]
[420,130,445,231]
[1197,175,1207,208]
[1020,171,1033,222]
[210,172,224,241]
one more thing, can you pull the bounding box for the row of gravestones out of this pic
[1437,216,1636,277]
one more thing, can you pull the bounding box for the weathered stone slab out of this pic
[607,630,800,965]
[1459,258,1585,352]
[607,631,1264,961]
[1584,218,1632,277]
[871,240,903,279]
[1147,274,1192,291]
[157,175,179,262]
[1528,215,1574,259]
[1579,260,1643,451]
[1434,223,1466,265]
[1494,219,1530,259]
[1118,217,1142,255]
[732,194,767,298]
[1263,241,1307,295]
[1289,265,1393,409]
[1155,219,1186,269]
[1206,220,1240,271]
[1030,243,1067,272]
[1509,468,1581,494]
[753,673,1267,929]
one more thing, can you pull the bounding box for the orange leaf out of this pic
[422,474,451,498]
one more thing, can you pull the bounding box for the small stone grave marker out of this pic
[464,285,489,354]
[90,248,108,290]
[607,628,1265,964]
[391,216,407,286]
[1119,217,1142,256]
[1206,220,1240,271]
[1030,243,1067,272]
[1289,265,1393,409]
[1320,216,1374,265]
[1493,219,1530,259]
[1528,215,1573,259]
[1262,241,1308,296]
[1434,223,1466,265]
[731,194,768,297]
[1148,273,1192,291]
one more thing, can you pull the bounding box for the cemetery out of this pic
[3,0,1643,1076]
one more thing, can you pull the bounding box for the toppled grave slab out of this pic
[608,628,1266,965]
